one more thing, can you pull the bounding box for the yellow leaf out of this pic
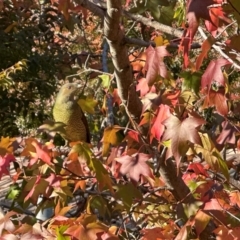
[102,126,122,156]
[0,137,16,156]
[154,36,164,46]
[154,36,169,46]
[78,97,97,114]
[195,133,229,181]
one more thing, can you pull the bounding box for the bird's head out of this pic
[56,83,81,104]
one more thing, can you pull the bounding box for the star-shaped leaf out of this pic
[163,114,205,166]
[202,88,228,116]
[201,58,231,90]
[143,46,170,85]
[116,153,153,182]
[195,133,229,180]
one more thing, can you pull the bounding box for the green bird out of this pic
[53,83,91,143]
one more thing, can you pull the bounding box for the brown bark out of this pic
[103,0,142,119]
[103,0,195,204]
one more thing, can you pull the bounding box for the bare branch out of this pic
[76,0,184,39]
[123,11,183,38]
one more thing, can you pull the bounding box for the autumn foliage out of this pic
[1,0,240,239]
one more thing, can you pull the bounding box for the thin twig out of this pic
[215,20,237,39]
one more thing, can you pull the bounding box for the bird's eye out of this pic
[68,86,72,90]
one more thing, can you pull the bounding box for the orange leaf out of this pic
[194,210,211,236]
[196,36,215,70]
[58,0,70,20]
[0,136,16,156]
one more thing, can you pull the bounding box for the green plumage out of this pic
[53,83,90,143]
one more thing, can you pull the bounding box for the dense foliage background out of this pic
[1,0,240,239]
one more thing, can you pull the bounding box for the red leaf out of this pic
[45,173,61,188]
[186,0,229,38]
[127,130,140,143]
[0,154,15,179]
[30,141,53,166]
[204,198,231,211]
[58,0,70,20]
[180,0,230,68]
[125,0,132,7]
[205,6,231,35]
[136,78,156,97]
[216,121,237,145]
[24,175,49,204]
[187,163,209,177]
[179,37,191,69]
[140,227,166,240]
[202,88,228,116]
[201,58,231,89]
[163,114,205,166]
[150,104,170,143]
[161,90,181,107]
[136,78,149,97]
[196,36,215,70]
[143,46,170,85]
[116,153,153,182]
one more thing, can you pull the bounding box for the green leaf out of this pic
[116,183,142,212]
[196,133,229,181]
[212,150,229,181]
[162,139,171,148]
[180,71,201,95]
[159,3,176,25]
[187,180,206,193]
[99,74,111,88]
[88,158,113,194]
[182,201,203,219]
[6,184,21,200]
[69,142,92,163]
[88,196,110,218]
[56,225,71,240]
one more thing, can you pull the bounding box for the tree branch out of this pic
[103,1,195,206]
[75,0,105,17]
[76,0,184,39]
[104,0,142,119]
[123,11,183,38]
